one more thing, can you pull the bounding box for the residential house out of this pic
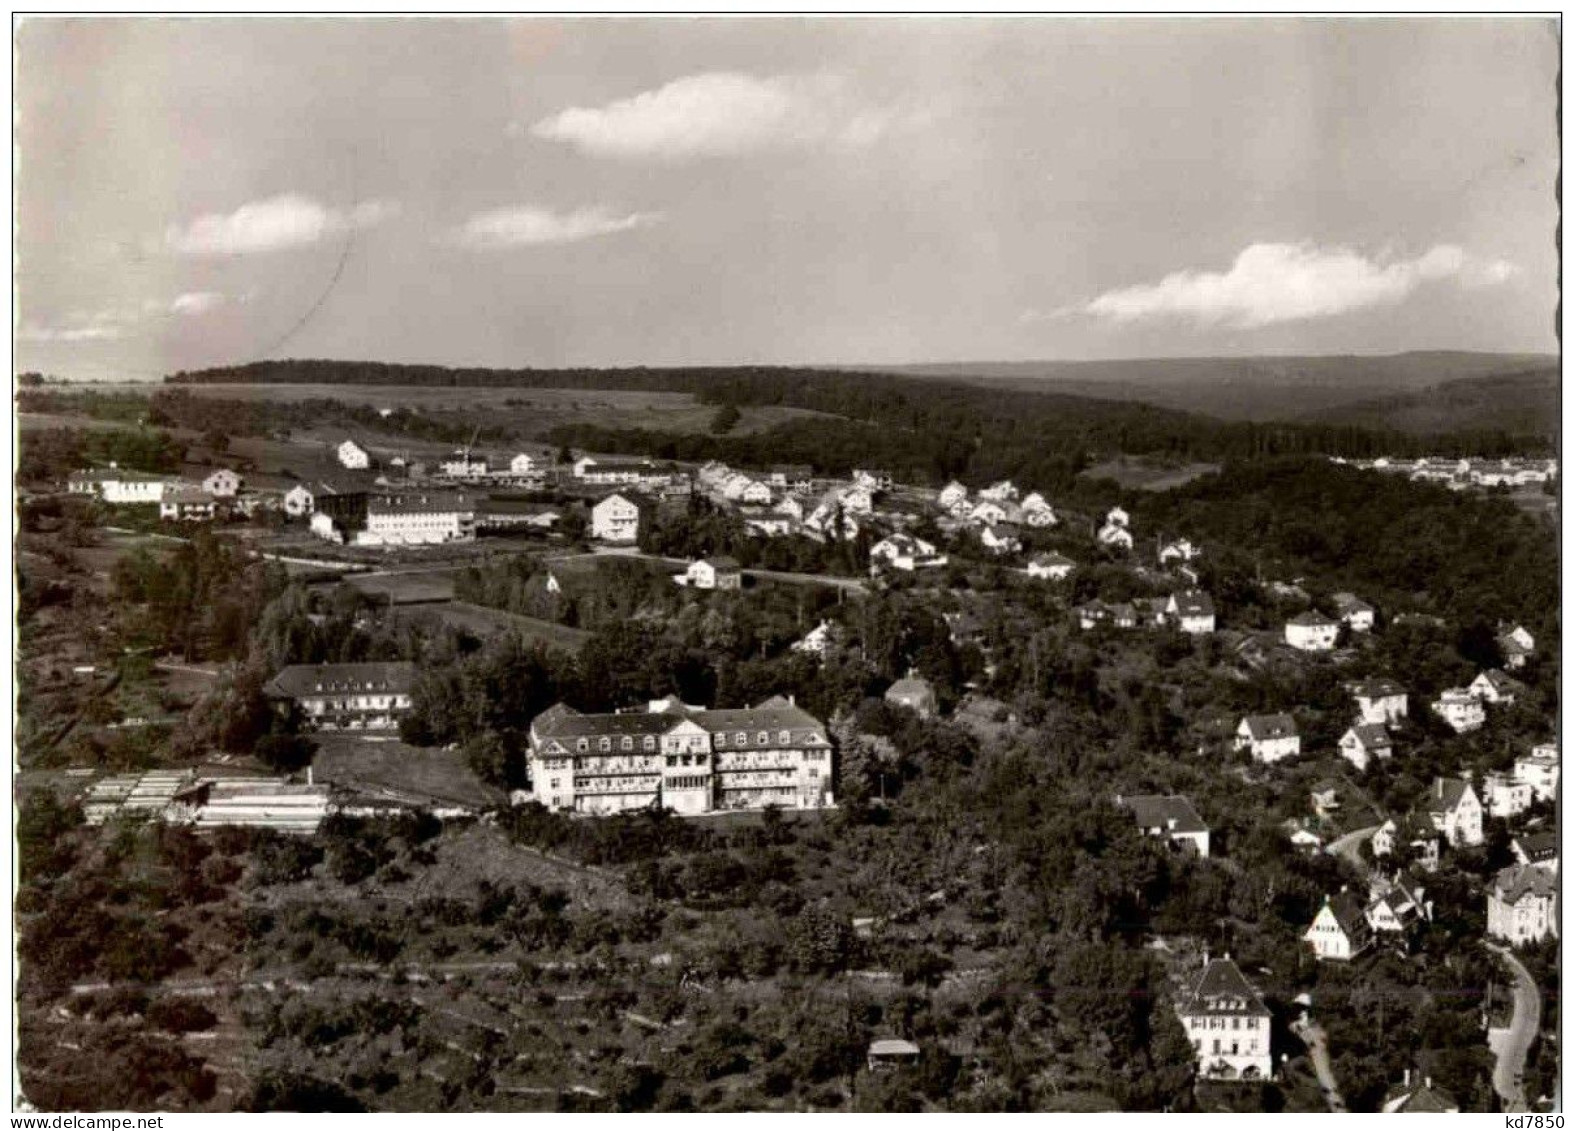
[283,484,315,517]
[1515,743,1559,802]
[885,677,938,718]
[1482,771,1533,820]
[679,557,743,591]
[509,452,538,475]
[937,481,969,511]
[1511,830,1558,874]
[202,468,241,497]
[1497,624,1536,670]
[527,697,835,816]
[158,486,218,523]
[978,480,1018,503]
[336,439,370,470]
[1309,780,1342,820]
[767,465,814,492]
[1105,506,1130,528]
[869,534,947,574]
[1420,777,1483,848]
[1486,864,1558,945]
[740,510,797,538]
[438,451,489,478]
[1122,794,1210,857]
[1165,590,1217,634]
[1026,552,1076,581]
[264,661,417,731]
[792,621,842,658]
[1236,714,1300,763]
[1331,592,1376,633]
[1304,890,1373,961]
[866,1039,921,1073]
[590,492,649,544]
[1097,520,1134,550]
[968,499,1009,526]
[1338,723,1393,772]
[1382,1073,1459,1114]
[1372,816,1442,873]
[852,468,893,493]
[1432,688,1485,733]
[1174,956,1273,1082]
[1350,678,1408,725]
[981,523,1022,555]
[1284,610,1339,652]
[1021,504,1058,528]
[1365,872,1430,935]
[1158,538,1200,564]
[1469,668,1524,705]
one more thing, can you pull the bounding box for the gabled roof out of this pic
[1170,590,1215,617]
[265,661,417,698]
[1321,891,1369,938]
[1345,723,1392,749]
[1179,957,1271,1018]
[1422,777,1474,814]
[701,556,742,572]
[886,677,935,700]
[1513,830,1558,862]
[1331,592,1374,614]
[1351,677,1407,699]
[1474,668,1525,695]
[1241,713,1297,740]
[1030,552,1076,568]
[1124,794,1208,836]
[1492,863,1557,904]
[1288,610,1337,627]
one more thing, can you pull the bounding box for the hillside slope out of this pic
[1302,367,1558,439]
[876,351,1557,422]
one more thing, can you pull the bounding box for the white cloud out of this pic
[530,72,927,160]
[17,319,122,343]
[1072,242,1518,329]
[169,291,225,316]
[165,194,399,255]
[453,205,659,249]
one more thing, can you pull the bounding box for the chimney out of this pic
[307,765,313,786]
[1404,1068,1411,1087]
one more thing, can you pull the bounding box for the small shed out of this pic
[866,1038,920,1072]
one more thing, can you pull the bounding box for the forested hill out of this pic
[166,358,1551,488]
[1301,367,1559,439]
[873,350,1557,423]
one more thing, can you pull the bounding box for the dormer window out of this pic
[643,736,656,751]
[736,732,747,745]
[577,739,589,752]
[757,731,768,745]
[779,730,791,744]
[599,738,612,752]
[621,736,633,751]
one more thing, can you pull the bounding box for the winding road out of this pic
[1486,943,1540,1112]
[1298,1021,1348,1113]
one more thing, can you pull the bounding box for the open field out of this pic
[388,601,592,652]
[1079,457,1220,492]
[82,382,835,442]
[310,735,506,810]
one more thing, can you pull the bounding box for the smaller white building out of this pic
[283,484,315,517]
[1236,714,1300,763]
[1514,743,1559,802]
[202,468,241,497]
[1482,771,1533,820]
[869,534,947,574]
[1350,678,1408,725]
[1331,592,1375,633]
[1284,611,1339,652]
[1420,777,1483,848]
[1338,723,1392,772]
[1432,688,1485,733]
[591,492,646,544]
[1469,669,1523,705]
[337,439,370,470]
[1304,891,1372,961]
[1487,864,1558,945]
[1026,552,1076,581]
[678,557,743,591]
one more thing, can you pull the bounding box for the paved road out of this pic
[1326,824,1381,876]
[1487,943,1540,1112]
[580,545,868,592]
[1298,1022,1348,1113]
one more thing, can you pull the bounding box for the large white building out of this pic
[1350,678,1408,725]
[1175,956,1273,1082]
[1122,794,1210,857]
[1419,777,1483,848]
[356,491,476,546]
[1487,864,1558,945]
[591,492,648,543]
[1432,688,1485,733]
[337,439,371,470]
[527,696,834,816]
[1304,891,1373,961]
[1515,743,1559,802]
[264,661,417,731]
[1235,714,1300,763]
[67,467,170,504]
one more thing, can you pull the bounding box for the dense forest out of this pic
[164,360,1549,487]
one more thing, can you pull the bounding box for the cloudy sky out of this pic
[15,17,1560,378]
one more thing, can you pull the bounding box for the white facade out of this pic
[1236,715,1300,763]
[1097,522,1134,550]
[1176,958,1273,1082]
[1352,682,1408,725]
[869,534,947,573]
[1515,744,1559,802]
[1284,613,1339,651]
[1482,772,1533,820]
[202,468,241,497]
[1433,689,1485,733]
[591,493,643,543]
[337,439,370,469]
[1304,896,1371,961]
[978,480,1018,503]
[1026,553,1075,581]
[1423,779,1484,848]
[1487,865,1558,945]
[510,452,538,474]
[283,484,315,517]
[679,559,742,590]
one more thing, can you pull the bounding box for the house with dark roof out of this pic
[1469,668,1525,705]
[1121,794,1210,856]
[1235,713,1300,763]
[1174,956,1273,1081]
[1165,590,1217,634]
[1365,871,1431,935]
[1512,829,1558,873]
[1284,610,1339,652]
[1331,592,1376,632]
[1487,863,1558,945]
[265,661,417,731]
[1305,890,1374,960]
[679,557,743,591]
[1350,677,1408,725]
[1496,624,1535,670]
[1419,777,1484,848]
[885,677,938,718]
[1339,723,1393,772]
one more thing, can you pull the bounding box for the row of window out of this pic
[1188,1016,1260,1031]
[567,729,821,754]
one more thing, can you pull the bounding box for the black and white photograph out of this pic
[9,12,1562,1115]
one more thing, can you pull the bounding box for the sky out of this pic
[14,16,1561,379]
